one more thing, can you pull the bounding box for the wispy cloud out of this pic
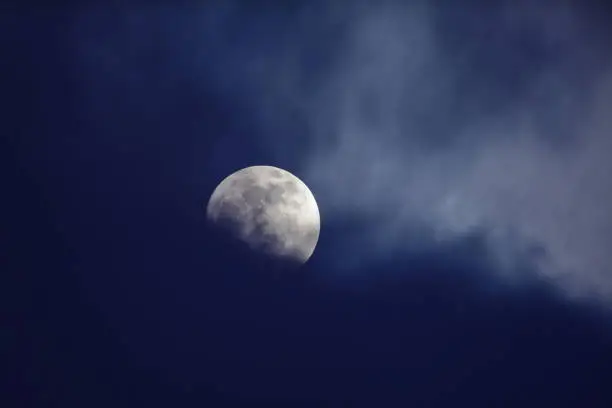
[226,1,612,302]
[307,3,612,301]
[74,1,612,303]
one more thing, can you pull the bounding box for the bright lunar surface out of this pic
[206,165,320,266]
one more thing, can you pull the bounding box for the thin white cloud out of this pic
[285,3,612,302]
[73,2,612,304]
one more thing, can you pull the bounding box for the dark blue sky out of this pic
[6,1,612,406]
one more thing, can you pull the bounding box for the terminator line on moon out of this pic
[206,165,320,266]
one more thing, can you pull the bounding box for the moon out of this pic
[206,165,320,266]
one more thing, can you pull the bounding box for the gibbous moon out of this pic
[206,165,320,266]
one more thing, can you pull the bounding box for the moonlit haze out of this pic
[76,2,612,303]
[9,2,612,405]
[214,2,612,303]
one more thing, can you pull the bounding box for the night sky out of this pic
[6,1,612,406]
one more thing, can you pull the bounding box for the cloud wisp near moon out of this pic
[74,1,612,304]
[227,2,612,302]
